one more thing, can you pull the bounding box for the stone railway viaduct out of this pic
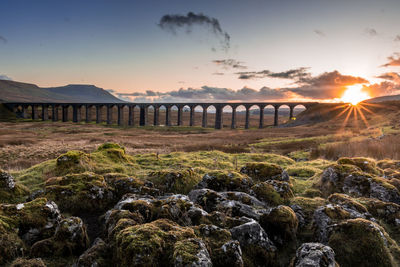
[5,102,318,129]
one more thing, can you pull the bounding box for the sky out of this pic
[1,0,400,102]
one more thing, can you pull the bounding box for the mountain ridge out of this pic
[0,79,125,103]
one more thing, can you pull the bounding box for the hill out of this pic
[0,79,124,103]
[365,94,400,103]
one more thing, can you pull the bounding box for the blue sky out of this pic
[1,0,400,101]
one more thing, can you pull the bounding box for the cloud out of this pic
[236,67,311,81]
[381,53,400,67]
[114,69,377,102]
[116,86,290,103]
[212,72,225,75]
[0,74,12,81]
[0,35,7,44]
[290,70,369,99]
[394,35,400,42]
[365,27,378,36]
[158,12,230,51]
[212,59,247,69]
[314,30,326,37]
[377,72,400,83]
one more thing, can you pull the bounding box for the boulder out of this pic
[292,243,336,267]
[251,181,294,206]
[75,238,111,267]
[0,169,29,203]
[327,218,400,267]
[230,219,276,266]
[173,238,212,267]
[196,171,253,192]
[240,162,289,182]
[31,216,89,257]
[114,219,196,266]
[148,169,201,194]
[44,172,115,214]
[337,157,383,176]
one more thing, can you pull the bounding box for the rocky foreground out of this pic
[0,143,399,266]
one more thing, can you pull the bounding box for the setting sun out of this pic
[341,84,370,105]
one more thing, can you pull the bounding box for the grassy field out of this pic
[1,101,400,171]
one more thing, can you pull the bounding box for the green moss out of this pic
[337,157,383,176]
[200,170,252,192]
[148,169,201,194]
[251,181,293,206]
[173,238,202,265]
[328,193,368,214]
[241,162,286,182]
[0,183,29,204]
[287,150,311,161]
[114,219,196,266]
[286,166,319,179]
[0,227,25,265]
[328,218,400,267]
[97,142,125,152]
[44,172,114,213]
[260,205,298,244]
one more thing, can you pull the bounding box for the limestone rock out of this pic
[292,243,336,267]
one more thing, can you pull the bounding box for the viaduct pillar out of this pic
[154,107,159,126]
[72,105,81,123]
[32,105,38,120]
[96,105,102,124]
[107,105,113,125]
[245,107,250,129]
[86,105,91,123]
[202,107,207,127]
[177,106,183,126]
[62,106,68,122]
[189,106,195,126]
[259,106,264,129]
[42,104,48,121]
[117,105,124,126]
[274,106,279,126]
[231,106,236,129]
[128,106,134,126]
[166,106,171,126]
[52,105,58,121]
[215,105,223,129]
[139,106,147,126]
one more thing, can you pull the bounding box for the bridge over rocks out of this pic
[5,102,318,129]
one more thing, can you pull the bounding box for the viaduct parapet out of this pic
[4,102,320,129]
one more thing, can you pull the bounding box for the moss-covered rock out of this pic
[97,142,125,152]
[286,166,319,179]
[240,162,289,182]
[328,193,368,214]
[317,164,400,203]
[44,172,114,213]
[291,243,336,267]
[260,205,298,246]
[251,181,294,206]
[328,218,400,267]
[0,198,61,245]
[75,238,112,267]
[173,238,212,267]
[114,219,196,266]
[31,216,89,258]
[9,258,47,267]
[148,169,201,194]
[55,151,92,176]
[196,171,253,192]
[337,157,383,176]
[377,159,400,170]
[103,173,146,198]
[230,219,277,267]
[0,169,29,203]
[0,226,25,265]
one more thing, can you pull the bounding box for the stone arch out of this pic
[292,104,306,120]
[277,104,291,125]
[222,104,233,128]
[248,104,260,128]
[204,104,216,128]
[262,104,275,127]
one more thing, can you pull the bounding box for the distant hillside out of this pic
[44,84,125,103]
[0,79,125,103]
[364,94,400,103]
